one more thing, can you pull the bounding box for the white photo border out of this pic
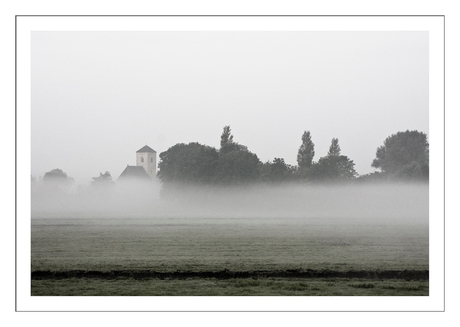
[16,15,445,312]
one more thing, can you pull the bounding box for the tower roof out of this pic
[118,165,151,180]
[136,145,156,153]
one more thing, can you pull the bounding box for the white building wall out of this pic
[136,152,156,178]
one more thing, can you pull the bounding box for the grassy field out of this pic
[31,277,428,296]
[31,217,428,296]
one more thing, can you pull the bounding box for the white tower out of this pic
[136,145,157,178]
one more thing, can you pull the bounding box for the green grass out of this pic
[31,277,428,296]
[31,217,429,273]
[349,283,375,289]
[31,217,429,296]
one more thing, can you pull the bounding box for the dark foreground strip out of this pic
[32,269,428,280]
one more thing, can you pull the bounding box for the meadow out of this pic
[31,277,428,296]
[31,216,429,296]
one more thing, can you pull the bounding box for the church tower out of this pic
[136,145,157,178]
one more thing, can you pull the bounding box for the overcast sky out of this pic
[31,31,428,184]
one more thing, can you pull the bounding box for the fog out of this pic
[31,181,428,223]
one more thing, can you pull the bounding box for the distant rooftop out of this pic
[136,145,156,153]
[118,165,151,180]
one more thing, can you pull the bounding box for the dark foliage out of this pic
[157,127,429,187]
[308,155,357,182]
[214,149,261,184]
[220,125,248,155]
[355,171,386,183]
[158,127,263,187]
[371,130,429,180]
[297,131,315,170]
[220,125,234,155]
[327,138,341,156]
[260,158,296,183]
[157,142,219,184]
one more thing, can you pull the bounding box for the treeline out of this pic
[157,126,429,187]
[31,169,114,192]
[32,127,429,194]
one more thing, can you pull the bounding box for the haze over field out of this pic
[31,182,429,222]
[31,30,429,223]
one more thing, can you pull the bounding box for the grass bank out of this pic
[31,276,428,296]
[31,269,428,296]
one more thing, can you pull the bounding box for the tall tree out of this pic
[308,155,357,182]
[371,130,429,179]
[220,125,236,155]
[157,142,219,184]
[214,149,261,184]
[264,157,296,183]
[327,138,341,156]
[307,139,356,182]
[220,125,248,155]
[220,125,234,149]
[297,131,315,169]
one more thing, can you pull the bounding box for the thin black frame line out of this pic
[19,312,444,313]
[443,15,446,312]
[15,14,445,17]
[16,14,445,313]
[15,14,18,313]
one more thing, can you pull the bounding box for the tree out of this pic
[307,138,356,182]
[220,126,233,150]
[308,155,357,182]
[371,130,429,180]
[43,168,69,181]
[42,168,74,191]
[214,149,261,184]
[91,171,114,187]
[260,158,296,183]
[270,158,289,182]
[356,171,385,183]
[327,138,341,156]
[157,142,219,184]
[297,131,315,169]
[219,125,247,155]
[214,125,262,184]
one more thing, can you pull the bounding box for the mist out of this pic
[31,181,428,223]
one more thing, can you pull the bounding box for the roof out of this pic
[136,145,156,153]
[117,165,151,180]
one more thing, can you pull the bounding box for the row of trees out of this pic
[157,126,429,187]
[32,168,116,194]
[33,127,429,192]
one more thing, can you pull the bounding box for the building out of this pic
[136,145,157,178]
[118,145,157,180]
